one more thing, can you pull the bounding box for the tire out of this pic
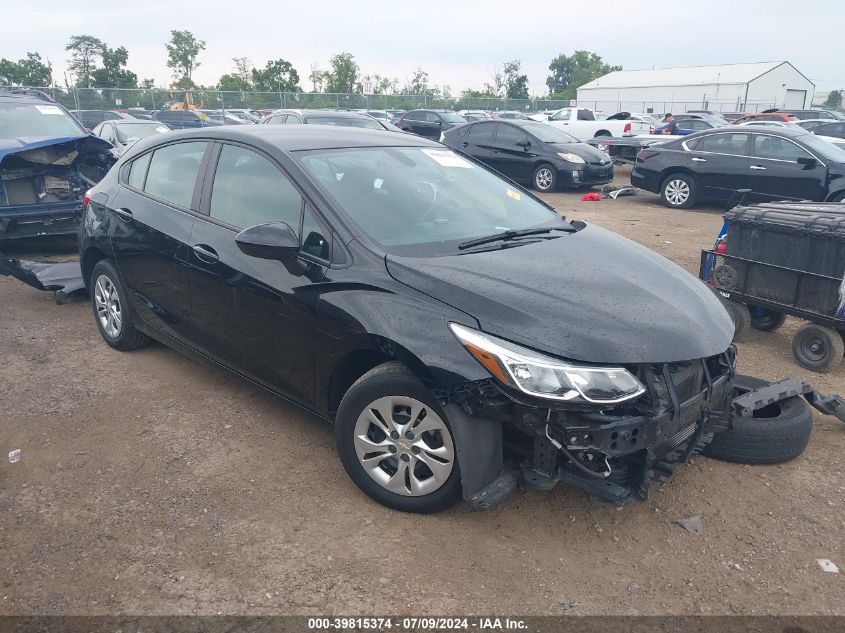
[748,306,787,332]
[660,173,697,209]
[791,323,845,373]
[717,296,751,340]
[532,163,557,192]
[335,362,462,513]
[90,259,151,351]
[703,375,812,465]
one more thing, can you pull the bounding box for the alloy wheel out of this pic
[535,168,553,190]
[94,274,122,338]
[665,179,690,206]
[353,395,455,497]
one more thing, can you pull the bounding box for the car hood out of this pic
[0,134,113,165]
[385,223,733,364]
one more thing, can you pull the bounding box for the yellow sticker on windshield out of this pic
[506,189,522,201]
[420,149,474,168]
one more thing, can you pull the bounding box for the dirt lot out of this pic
[1,166,844,616]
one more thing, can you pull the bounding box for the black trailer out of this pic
[700,201,845,372]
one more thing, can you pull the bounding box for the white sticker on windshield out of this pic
[420,148,473,169]
[155,126,169,133]
[35,105,63,115]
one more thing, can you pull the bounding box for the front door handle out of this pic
[192,244,219,263]
[691,157,707,162]
[461,141,469,147]
[114,207,134,222]
[750,165,767,171]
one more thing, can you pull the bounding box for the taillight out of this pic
[715,238,727,255]
[623,122,631,133]
[650,126,655,134]
[82,190,92,209]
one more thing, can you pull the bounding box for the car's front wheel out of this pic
[533,164,557,192]
[660,173,697,209]
[90,259,151,351]
[335,363,461,513]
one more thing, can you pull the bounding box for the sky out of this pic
[3,0,844,95]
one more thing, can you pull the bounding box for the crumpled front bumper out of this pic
[0,200,83,241]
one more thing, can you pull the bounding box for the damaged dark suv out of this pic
[0,90,113,242]
[80,126,739,513]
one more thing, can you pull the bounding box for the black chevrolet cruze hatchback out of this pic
[80,126,736,513]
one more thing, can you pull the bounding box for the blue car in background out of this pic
[656,114,727,135]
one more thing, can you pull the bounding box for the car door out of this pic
[456,121,495,164]
[416,111,440,138]
[687,132,752,202]
[490,123,535,182]
[747,133,828,202]
[108,140,211,344]
[188,141,325,405]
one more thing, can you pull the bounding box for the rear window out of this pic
[127,152,151,189]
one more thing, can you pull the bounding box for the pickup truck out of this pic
[541,108,651,140]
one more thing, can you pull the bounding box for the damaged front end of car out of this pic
[0,136,113,242]
[438,324,739,510]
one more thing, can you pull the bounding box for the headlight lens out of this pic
[557,152,585,164]
[450,323,645,404]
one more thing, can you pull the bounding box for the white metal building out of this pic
[576,62,815,115]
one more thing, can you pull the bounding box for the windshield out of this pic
[439,112,467,123]
[297,146,560,256]
[800,133,845,162]
[0,102,83,138]
[115,123,169,143]
[519,122,579,144]
[304,115,383,129]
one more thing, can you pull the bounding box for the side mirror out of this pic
[235,222,299,261]
[796,156,817,168]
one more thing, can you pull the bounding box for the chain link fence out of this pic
[19,86,572,115]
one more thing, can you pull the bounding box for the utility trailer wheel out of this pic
[748,306,787,332]
[791,323,845,373]
[716,296,751,340]
[703,375,812,465]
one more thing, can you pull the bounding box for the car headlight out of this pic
[450,323,645,404]
[557,152,585,164]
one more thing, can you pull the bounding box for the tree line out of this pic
[0,29,621,101]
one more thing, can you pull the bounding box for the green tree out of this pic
[362,73,398,95]
[66,35,105,87]
[165,29,206,87]
[92,46,137,88]
[484,66,504,97]
[0,52,53,86]
[824,90,842,108]
[324,53,359,93]
[504,60,529,99]
[546,50,621,99]
[252,59,300,92]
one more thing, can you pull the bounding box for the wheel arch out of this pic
[81,246,109,290]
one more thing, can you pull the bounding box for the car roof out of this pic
[140,125,439,151]
[690,125,812,138]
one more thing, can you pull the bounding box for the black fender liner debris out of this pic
[0,251,85,302]
[732,377,845,424]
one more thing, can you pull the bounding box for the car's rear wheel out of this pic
[533,164,557,192]
[90,259,150,351]
[335,363,461,513]
[660,173,697,209]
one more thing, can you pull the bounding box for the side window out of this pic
[425,112,441,123]
[210,144,303,230]
[143,141,207,208]
[468,122,496,143]
[267,115,285,124]
[283,115,302,124]
[300,205,330,260]
[404,111,421,121]
[753,136,812,161]
[494,124,529,146]
[577,109,594,121]
[698,133,749,156]
[550,109,571,121]
[127,152,152,189]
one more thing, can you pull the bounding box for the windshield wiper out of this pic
[458,227,553,250]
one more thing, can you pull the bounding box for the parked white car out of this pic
[542,108,651,139]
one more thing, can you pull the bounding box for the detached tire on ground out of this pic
[335,362,462,514]
[703,375,812,465]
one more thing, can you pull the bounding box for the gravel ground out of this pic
[1,166,843,616]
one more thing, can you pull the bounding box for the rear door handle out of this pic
[461,141,469,147]
[192,244,219,263]
[750,165,767,171]
[691,157,707,162]
[114,207,133,221]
